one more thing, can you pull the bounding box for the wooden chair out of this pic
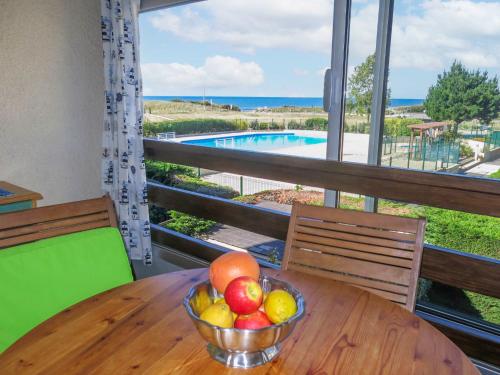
[283,203,426,311]
[0,195,134,353]
[0,195,118,249]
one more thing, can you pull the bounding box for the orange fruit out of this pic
[264,290,297,324]
[200,303,234,328]
[209,252,260,293]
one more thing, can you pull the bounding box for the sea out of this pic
[143,96,424,111]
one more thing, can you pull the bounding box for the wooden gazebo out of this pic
[408,122,448,158]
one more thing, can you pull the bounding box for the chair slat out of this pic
[0,220,111,249]
[294,232,414,259]
[295,224,416,251]
[295,204,420,233]
[0,197,110,230]
[283,203,426,311]
[0,213,110,240]
[0,195,117,249]
[296,218,417,242]
[293,240,413,268]
[291,247,411,286]
[354,285,408,304]
[287,262,409,295]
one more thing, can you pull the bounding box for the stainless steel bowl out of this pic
[183,275,305,368]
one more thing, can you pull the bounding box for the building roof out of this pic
[407,122,448,131]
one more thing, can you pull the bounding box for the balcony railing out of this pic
[143,138,500,365]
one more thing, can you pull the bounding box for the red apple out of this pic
[234,310,272,330]
[224,276,263,315]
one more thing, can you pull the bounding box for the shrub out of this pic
[459,143,474,158]
[173,175,239,199]
[423,207,500,259]
[287,120,302,129]
[148,204,169,224]
[304,117,328,130]
[146,160,197,185]
[269,121,285,130]
[144,119,247,137]
[161,210,215,238]
[384,117,422,136]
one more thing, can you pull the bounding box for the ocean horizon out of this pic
[143,95,424,111]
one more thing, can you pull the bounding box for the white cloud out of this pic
[150,0,500,71]
[150,0,333,54]
[141,56,264,95]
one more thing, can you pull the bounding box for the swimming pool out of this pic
[182,133,326,152]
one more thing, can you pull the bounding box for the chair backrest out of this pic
[0,195,117,249]
[283,203,426,311]
[0,195,133,353]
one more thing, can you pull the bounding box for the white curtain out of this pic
[100,0,152,264]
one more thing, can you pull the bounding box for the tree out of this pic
[348,54,390,122]
[424,61,500,128]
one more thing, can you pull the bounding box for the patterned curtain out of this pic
[100,0,152,264]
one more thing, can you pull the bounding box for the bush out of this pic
[287,120,301,129]
[148,204,169,224]
[173,175,239,199]
[459,143,474,158]
[384,117,422,136]
[144,119,247,137]
[304,117,328,130]
[423,207,500,259]
[161,210,215,238]
[146,160,196,185]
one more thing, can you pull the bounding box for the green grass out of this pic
[489,168,500,179]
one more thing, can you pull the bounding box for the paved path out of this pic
[207,200,288,261]
[465,157,500,177]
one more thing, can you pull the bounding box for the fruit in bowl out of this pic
[185,251,305,368]
[224,276,263,315]
[209,251,260,293]
[234,310,271,330]
[264,289,298,324]
[200,303,233,329]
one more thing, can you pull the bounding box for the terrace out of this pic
[1,0,499,374]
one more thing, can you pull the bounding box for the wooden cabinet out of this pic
[0,181,43,214]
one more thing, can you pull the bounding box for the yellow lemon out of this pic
[190,285,212,316]
[214,298,238,320]
[200,303,234,328]
[264,290,297,324]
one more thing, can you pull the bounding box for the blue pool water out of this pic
[182,133,326,152]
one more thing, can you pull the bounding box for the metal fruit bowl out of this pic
[183,275,305,368]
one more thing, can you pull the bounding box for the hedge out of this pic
[383,117,423,136]
[144,119,248,137]
[145,160,196,185]
[172,175,239,199]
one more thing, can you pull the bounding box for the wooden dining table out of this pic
[0,268,479,374]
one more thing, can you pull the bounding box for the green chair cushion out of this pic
[0,227,133,352]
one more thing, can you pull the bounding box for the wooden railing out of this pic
[144,139,500,364]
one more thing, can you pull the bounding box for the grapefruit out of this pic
[209,252,260,293]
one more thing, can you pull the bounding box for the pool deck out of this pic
[172,130,369,163]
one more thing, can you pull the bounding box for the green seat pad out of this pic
[0,227,133,352]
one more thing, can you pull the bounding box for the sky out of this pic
[139,0,500,99]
